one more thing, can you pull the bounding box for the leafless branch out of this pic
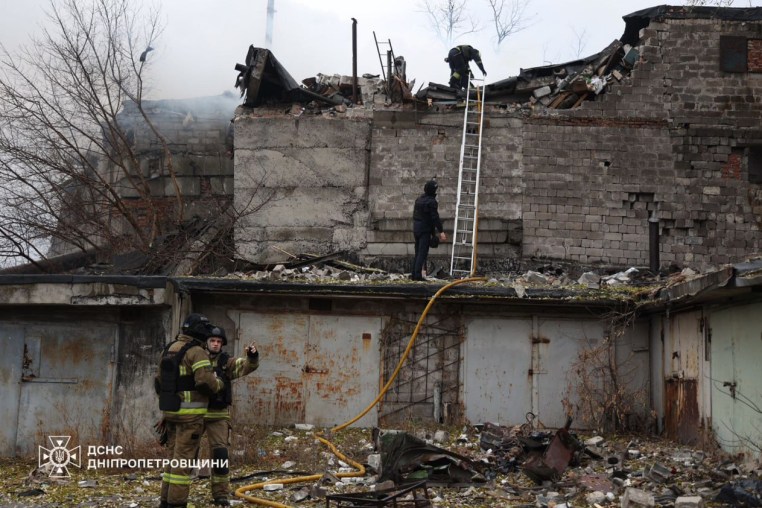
[486,0,534,46]
[684,0,735,5]
[420,0,481,46]
[571,27,588,59]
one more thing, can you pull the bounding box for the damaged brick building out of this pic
[235,5,762,273]
[1,5,762,466]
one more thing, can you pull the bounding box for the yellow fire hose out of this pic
[234,277,486,507]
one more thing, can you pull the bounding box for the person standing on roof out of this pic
[412,179,447,281]
[155,313,225,508]
[445,45,487,89]
[202,326,260,507]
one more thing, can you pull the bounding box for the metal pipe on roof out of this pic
[352,18,358,104]
[649,213,660,273]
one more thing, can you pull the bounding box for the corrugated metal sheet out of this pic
[710,301,762,455]
[235,312,381,427]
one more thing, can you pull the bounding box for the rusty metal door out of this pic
[0,326,24,456]
[14,323,118,456]
[303,315,381,427]
[662,311,704,445]
[236,312,382,427]
[464,318,533,425]
[535,318,605,429]
[464,316,605,427]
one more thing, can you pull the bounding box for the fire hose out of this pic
[234,277,486,507]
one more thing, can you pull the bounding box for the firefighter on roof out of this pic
[445,44,487,89]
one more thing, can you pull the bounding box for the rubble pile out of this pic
[229,259,703,296]
[238,424,762,508]
[4,423,760,507]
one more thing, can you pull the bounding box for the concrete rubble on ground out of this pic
[233,424,762,507]
[6,423,762,507]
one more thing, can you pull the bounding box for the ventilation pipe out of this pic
[352,18,358,104]
[649,212,660,273]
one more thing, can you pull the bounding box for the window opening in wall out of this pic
[720,36,762,73]
[749,146,762,184]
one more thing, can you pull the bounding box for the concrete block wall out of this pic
[235,114,372,263]
[233,14,762,271]
[116,95,237,221]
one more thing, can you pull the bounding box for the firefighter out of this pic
[156,313,225,508]
[202,325,260,506]
[445,44,487,89]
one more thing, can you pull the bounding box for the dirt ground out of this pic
[1,423,758,508]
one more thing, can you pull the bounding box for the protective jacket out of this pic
[413,193,443,236]
[448,45,486,74]
[205,350,260,420]
[156,334,224,422]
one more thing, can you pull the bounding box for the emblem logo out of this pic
[38,436,81,478]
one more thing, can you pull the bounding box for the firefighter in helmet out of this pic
[203,325,260,506]
[445,44,486,89]
[156,313,225,508]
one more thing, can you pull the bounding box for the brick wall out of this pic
[362,15,762,271]
[234,15,762,272]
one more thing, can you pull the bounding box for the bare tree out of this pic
[570,27,588,59]
[0,0,164,265]
[0,0,265,273]
[420,0,481,46]
[685,0,736,5]
[486,0,534,46]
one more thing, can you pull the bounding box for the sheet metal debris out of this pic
[522,417,583,484]
[375,430,486,485]
[326,480,431,508]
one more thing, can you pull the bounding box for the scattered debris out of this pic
[2,422,760,507]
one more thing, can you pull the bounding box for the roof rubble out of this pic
[234,26,642,116]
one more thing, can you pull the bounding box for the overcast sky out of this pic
[1,0,761,100]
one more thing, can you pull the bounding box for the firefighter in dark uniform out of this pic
[203,326,260,506]
[445,44,487,89]
[156,313,225,508]
[412,179,447,281]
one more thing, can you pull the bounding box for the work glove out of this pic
[246,343,259,360]
[153,418,168,447]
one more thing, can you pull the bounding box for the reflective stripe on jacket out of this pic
[159,334,224,421]
[205,353,260,420]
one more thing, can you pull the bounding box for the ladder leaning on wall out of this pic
[372,32,395,99]
[449,79,486,278]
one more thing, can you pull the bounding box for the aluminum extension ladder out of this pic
[372,32,395,98]
[450,79,486,278]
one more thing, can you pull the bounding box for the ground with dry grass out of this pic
[0,423,755,507]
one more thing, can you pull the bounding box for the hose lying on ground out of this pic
[234,277,487,507]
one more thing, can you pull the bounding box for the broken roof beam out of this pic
[234,46,343,107]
